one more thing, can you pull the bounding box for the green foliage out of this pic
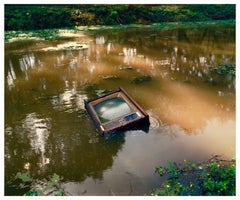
[5,5,236,31]
[5,5,74,31]
[199,161,236,195]
[152,179,184,196]
[214,64,235,76]
[183,4,235,20]
[155,166,165,176]
[15,172,33,183]
[166,163,179,179]
[5,29,63,42]
[11,172,65,196]
[152,156,236,196]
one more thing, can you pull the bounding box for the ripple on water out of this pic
[147,110,161,129]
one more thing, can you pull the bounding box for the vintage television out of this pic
[84,87,150,134]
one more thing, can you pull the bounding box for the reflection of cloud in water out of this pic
[148,80,235,132]
[94,98,131,122]
[150,117,235,155]
[62,117,235,195]
[23,113,51,167]
[121,119,235,190]
[197,118,235,155]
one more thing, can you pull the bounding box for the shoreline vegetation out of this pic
[5,4,235,31]
[4,20,236,43]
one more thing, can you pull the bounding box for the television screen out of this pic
[94,97,132,123]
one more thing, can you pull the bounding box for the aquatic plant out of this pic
[131,75,152,84]
[152,155,236,196]
[214,64,235,76]
[10,172,65,196]
[101,75,120,80]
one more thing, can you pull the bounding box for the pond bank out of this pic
[4,20,236,43]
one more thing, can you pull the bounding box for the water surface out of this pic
[5,22,235,195]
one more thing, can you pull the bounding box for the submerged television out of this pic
[84,87,150,134]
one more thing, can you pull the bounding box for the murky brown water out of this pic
[5,23,235,195]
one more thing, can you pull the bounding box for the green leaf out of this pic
[15,172,33,183]
[155,166,165,176]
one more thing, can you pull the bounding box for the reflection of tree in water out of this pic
[5,84,126,193]
[5,109,125,193]
[5,112,51,195]
[47,110,125,181]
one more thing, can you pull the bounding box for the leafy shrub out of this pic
[199,161,236,195]
[152,156,236,196]
[5,5,236,31]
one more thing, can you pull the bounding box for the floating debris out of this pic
[218,91,225,97]
[131,75,152,84]
[95,89,112,97]
[137,54,145,58]
[118,52,124,56]
[101,75,120,80]
[119,66,134,70]
[41,42,89,51]
[214,64,235,76]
